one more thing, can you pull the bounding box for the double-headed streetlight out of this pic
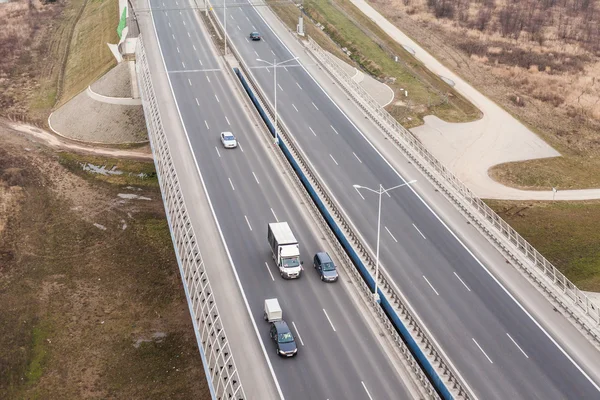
[353,180,417,303]
[256,57,299,144]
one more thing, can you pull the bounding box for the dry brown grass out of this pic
[268,0,481,125]
[371,0,600,189]
[0,0,119,124]
[59,0,119,106]
[0,0,66,122]
[0,126,210,399]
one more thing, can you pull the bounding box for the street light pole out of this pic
[256,56,299,144]
[375,184,382,301]
[353,180,417,303]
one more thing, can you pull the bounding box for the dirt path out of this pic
[4,120,153,160]
[348,0,600,200]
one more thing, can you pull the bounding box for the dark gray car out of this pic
[269,320,298,357]
[314,251,338,282]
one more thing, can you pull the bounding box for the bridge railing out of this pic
[136,37,246,400]
[304,36,600,341]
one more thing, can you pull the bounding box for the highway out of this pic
[148,2,416,399]
[203,1,600,398]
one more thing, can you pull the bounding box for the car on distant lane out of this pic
[249,31,261,41]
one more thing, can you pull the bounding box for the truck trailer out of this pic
[267,222,302,279]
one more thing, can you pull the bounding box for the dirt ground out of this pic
[0,124,210,399]
[368,0,600,189]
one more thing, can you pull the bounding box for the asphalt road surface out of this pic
[199,1,600,398]
[148,3,416,399]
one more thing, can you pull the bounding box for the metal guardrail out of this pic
[136,37,246,400]
[233,66,442,399]
[304,36,600,340]
[205,5,451,397]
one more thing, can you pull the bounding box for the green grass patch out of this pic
[486,199,600,291]
[489,149,600,191]
[26,322,52,386]
[58,153,158,187]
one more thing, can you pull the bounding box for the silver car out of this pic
[220,131,237,148]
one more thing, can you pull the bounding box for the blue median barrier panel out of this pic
[234,67,452,400]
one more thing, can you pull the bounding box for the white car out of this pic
[220,131,237,148]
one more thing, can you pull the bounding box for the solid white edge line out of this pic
[149,5,285,399]
[264,262,275,281]
[244,215,253,231]
[228,177,235,191]
[472,338,493,364]
[322,308,336,332]
[454,272,471,292]
[507,333,529,359]
[291,321,304,346]
[361,381,374,400]
[248,5,600,393]
[423,275,439,296]
[384,226,398,243]
[412,223,426,239]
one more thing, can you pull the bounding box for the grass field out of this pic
[487,199,600,292]
[0,0,119,123]
[59,0,119,106]
[0,129,210,399]
[268,0,480,127]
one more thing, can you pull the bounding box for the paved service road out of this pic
[148,3,415,399]
[205,1,600,399]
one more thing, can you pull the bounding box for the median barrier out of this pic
[234,66,451,400]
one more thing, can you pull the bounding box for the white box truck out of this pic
[267,222,302,279]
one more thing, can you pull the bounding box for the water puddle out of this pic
[81,163,148,178]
